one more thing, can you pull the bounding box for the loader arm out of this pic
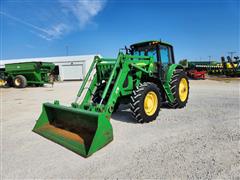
[102,54,155,115]
[73,52,155,115]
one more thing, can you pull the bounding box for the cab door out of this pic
[159,45,173,79]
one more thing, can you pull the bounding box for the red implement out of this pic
[187,70,206,79]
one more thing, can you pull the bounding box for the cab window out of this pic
[147,50,157,62]
[160,45,170,66]
[133,49,157,62]
[133,51,145,56]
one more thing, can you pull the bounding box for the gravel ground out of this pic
[1,79,240,179]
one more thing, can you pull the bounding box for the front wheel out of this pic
[130,82,161,123]
[168,70,189,108]
[0,79,6,87]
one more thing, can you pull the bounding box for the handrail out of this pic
[74,56,100,103]
[99,53,123,104]
[130,63,149,74]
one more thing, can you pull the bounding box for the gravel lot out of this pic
[1,79,240,179]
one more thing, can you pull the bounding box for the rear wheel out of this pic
[168,70,189,108]
[130,82,161,123]
[13,75,27,88]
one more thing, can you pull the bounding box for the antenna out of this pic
[208,55,211,62]
[228,51,236,59]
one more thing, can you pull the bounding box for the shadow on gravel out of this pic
[112,105,137,124]
[161,102,173,109]
[112,103,172,124]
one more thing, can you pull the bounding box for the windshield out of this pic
[132,48,157,62]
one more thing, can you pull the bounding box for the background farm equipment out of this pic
[187,69,206,79]
[33,40,189,157]
[196,56,240,77]
[179,60,213,79]
[180,56,240,78]
[0,61,56,88]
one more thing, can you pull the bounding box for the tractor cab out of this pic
[130,40,175,79]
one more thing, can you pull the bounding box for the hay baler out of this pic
[33,40,189,157]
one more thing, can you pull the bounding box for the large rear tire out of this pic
[130,82,161,123]
[13,75,27,88]
[168,70,189,108]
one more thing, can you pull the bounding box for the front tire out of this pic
[13,75,27,88]
[92,83,120,112]
[92,83,106,104]
[130,82,161,123]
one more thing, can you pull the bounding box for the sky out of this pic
[0,0,239,62]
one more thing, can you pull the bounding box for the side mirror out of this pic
[125,46,129,54]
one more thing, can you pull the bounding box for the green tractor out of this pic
[33,40,189,157]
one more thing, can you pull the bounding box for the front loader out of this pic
[33,40,189,157]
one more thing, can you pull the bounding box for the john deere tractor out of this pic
[33,40,189,157]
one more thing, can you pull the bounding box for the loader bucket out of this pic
[33,103,113,157]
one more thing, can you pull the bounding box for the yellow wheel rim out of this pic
[144,91,158,116]
[0,79,5,86]
[179,78,188,102]
[15,79,21,86]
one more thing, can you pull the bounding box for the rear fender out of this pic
[163,64,183,103]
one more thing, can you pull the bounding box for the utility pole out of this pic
[65,45,69,56]
[228,51,236,59]
[208,56,211,62]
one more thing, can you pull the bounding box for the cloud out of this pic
[60,0,106,28]
[0,11,70,41]
[0,0,106,41]
[37,23,70,41]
